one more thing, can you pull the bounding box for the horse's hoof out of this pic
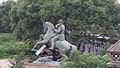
[32,49,37,52]
[31,49,34,51]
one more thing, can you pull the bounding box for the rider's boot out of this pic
[49,41,54,50]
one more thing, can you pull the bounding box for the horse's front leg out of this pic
[32,39,49,51]
[37,39,49,45]
[39,34,44,41]
[32,44,38,51]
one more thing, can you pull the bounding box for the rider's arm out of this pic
[54,26,62,34]
[55,24,60,28]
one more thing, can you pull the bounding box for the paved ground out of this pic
[0,59,59,68]
[0,59,12,68]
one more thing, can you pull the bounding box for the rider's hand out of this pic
[40,34,43,37]
[55,24,60,28]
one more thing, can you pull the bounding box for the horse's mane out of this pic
[45,22,55,30]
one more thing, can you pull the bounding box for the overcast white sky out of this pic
[0,0,17,4]
[0,0,8,3]
[117,0,120,3]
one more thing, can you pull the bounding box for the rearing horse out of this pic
[32,22,56,51]
[32,22,78,62]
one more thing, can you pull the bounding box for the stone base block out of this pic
[107,61,120,68]
[25,63,59,68]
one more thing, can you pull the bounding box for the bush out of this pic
[0,33,15,42]
[0,41,25,58]
[62,51,110,68]
[0,41,35,59]
[0,33,34,59]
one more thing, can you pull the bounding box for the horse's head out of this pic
[43,22,55,33]
[43,22,48,33]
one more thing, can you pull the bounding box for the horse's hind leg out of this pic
[57,53,68,62]
[62,54,68,62]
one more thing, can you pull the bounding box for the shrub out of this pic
[0,33,35,59]
[62,51,110,68]
[0,41,25,58]
[0,33,15,42]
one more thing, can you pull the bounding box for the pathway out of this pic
[0,59,12,68]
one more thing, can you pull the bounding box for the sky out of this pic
[0,0,17,4]
[117,0,120,3]
[0,0,8,3]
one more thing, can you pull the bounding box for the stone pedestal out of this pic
[25,63,59,68]
[107,61,120,68]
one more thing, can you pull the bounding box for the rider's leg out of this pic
[50,36,58,50]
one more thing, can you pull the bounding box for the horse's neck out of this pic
[44,27,55,39]
[46,28,54,34]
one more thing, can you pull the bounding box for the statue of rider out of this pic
[49,19,65,50]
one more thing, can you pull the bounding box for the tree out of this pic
[0,0,15,32]
[9,0,42,40]
[8,0,120,45]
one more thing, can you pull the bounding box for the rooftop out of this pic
[107,40,120,52]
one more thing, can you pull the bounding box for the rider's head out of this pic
[58,19,63,25]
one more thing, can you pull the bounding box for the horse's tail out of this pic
[71,45,78,52]
[66,46,72,56]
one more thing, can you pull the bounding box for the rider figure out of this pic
[49,19,65,50]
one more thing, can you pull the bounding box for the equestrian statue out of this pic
[32,19,78,63]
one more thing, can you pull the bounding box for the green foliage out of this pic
[7,0,119,45]
[0,42,25,58]
[0,33,34,59]
[0,33,15,42]
[0,0,119,44]
[9,53,25,68]
[0,0,15,32]
[0,0,119,46]
[9,0,43,40]
[62,51,110,68]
